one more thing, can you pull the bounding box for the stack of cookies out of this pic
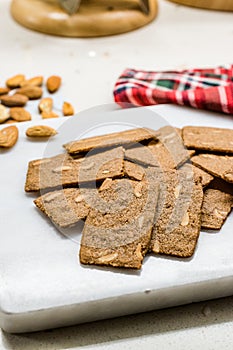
[25,125,233,270]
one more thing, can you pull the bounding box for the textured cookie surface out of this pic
[34,188,91,228]
[192,154,233,184]
[124,160,145,181]
[192,165,214,187]
[25,147,124,192]
[64,127,158,155]
[201,189,233,230]
[125,126,190,169]
[150,166,203,257]
[80,170,159,269]
[182,126,233,154]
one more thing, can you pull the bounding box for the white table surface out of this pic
[0,0,233,348]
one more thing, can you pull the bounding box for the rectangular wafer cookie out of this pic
[150,166,203,257]
[80,169,159,269]
[25,147,124,192]
[182,126,233,154]
[64,127,158,155]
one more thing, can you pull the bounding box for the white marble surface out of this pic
[0,0,233,348]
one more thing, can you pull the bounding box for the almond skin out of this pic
[63,101,74,116]
[0,94,28,107]
[41,111,59,119]
[4,120,17,124]
[16,86,43,100]
[26,125,57,137]
[46,75,61,93]
[20,76,43,87]
[0,125,18,148]
[38,98,53,113]
[10,107,31,122]
[0,104,10,123]
[0,87,10,95]
[6,74,25,89]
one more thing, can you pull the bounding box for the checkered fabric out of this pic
[114,65,233,114]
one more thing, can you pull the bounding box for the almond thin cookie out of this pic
[64,127,158,155]
[182,126,233,154]
[125,126,190,169]
[150,166,203,257]
[201,189,233,230]
[25,147,124,192]
[80,169,159,269]
[34,188,91,228]
[192,154,233,184]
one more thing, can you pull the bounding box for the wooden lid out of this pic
[168,0,233,11]
[11,0,158,37]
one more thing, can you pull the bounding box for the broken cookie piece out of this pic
[34,188,91,228]
[192,165,214,187]
[201,189,233,230]
[192,154,233,184]
[124,160,145,181]
[25,147,124,192]
[182,126,233,154]
[125,126,190,170]
[80,170,159,269]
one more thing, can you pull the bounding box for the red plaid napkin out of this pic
[114,65,233,114]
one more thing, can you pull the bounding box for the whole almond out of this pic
[10,107,31,122]
[0,104,10,123]
[41,111,59,119]
[26,125,57,137]
[6,74,25,89]
[38,98,53,113]
[0,125,18,148]
[63,101,74,116]
[0,94,28,107]
[16,86,43,100]
[0,87,10,95]
[46,75,61,93]
[20,76,43,87]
